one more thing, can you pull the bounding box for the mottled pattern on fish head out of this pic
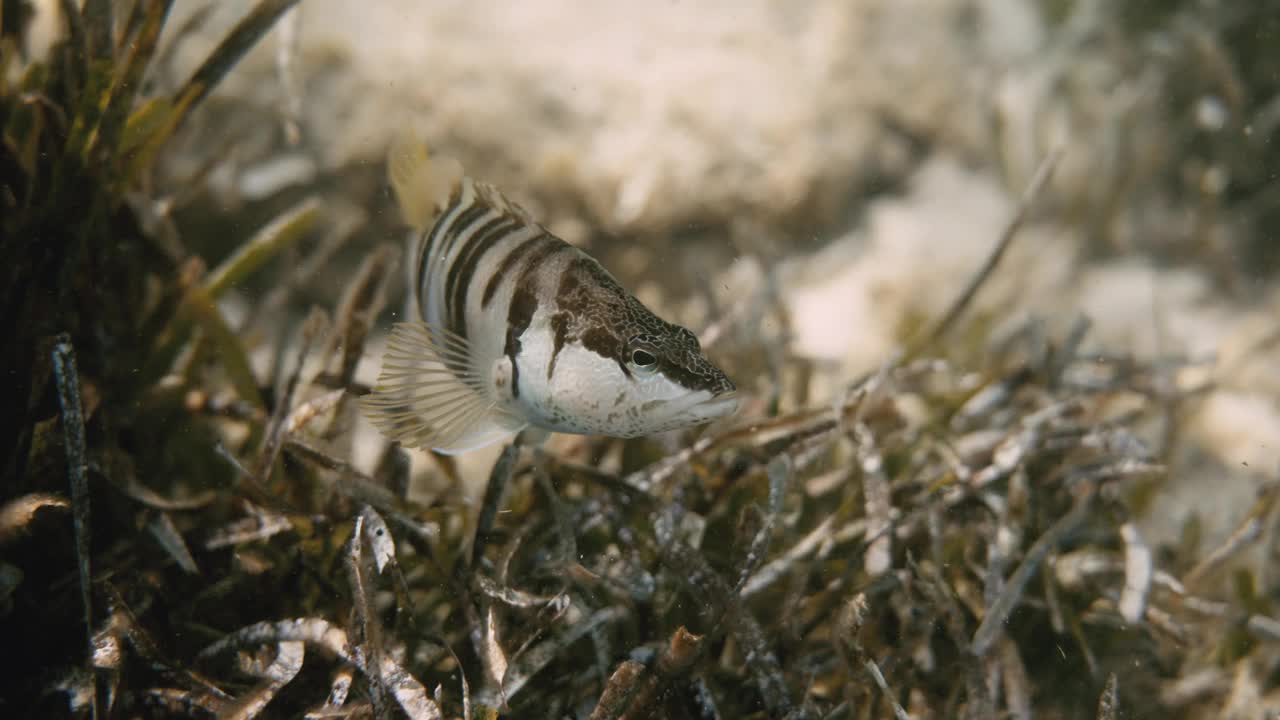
[533,255,738,436]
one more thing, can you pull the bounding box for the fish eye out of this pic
[627,347,660,375]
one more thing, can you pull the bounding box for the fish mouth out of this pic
[644,391,740,433]
[689,390,740,419]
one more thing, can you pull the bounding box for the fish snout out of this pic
[718,376,736,395]
[698,389,739,418]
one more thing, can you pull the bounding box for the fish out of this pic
[360,133,739,454]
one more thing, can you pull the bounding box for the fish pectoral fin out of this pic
[360,322,526,454]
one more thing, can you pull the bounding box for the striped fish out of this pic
[360,134,738,454]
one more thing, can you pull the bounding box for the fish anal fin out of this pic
[360,322,526,454]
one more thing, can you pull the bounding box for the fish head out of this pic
[613,322,739,434]
[535,291,738,437]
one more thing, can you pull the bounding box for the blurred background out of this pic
[5,0,1280,717]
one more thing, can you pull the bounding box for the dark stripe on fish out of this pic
[502,240,570,399]
[414,226,433,317]
[424,186,469,258]
[582,326,628,377]
[548,311,570,380]
[482,232,556,308]
[443,202,488,257]
[513,239,566,304]
[504,285,534,399]
[445,215,514,340]
[546,256,594,380]
[418,188,471,309]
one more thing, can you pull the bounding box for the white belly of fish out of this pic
[511,307,647,437]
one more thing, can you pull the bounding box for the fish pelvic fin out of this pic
[387,130,465,232]
[360,321,527,454]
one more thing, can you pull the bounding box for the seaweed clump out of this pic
[2,3,1279,719]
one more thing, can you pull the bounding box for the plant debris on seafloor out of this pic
[3,2,1280,719]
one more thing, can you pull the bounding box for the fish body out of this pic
[361,134,738,454]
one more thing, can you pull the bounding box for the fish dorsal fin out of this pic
[387,131,465,231]
[360,322,527,454]
[470,180,537,227]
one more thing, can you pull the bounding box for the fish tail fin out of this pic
[387,130,465,231]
